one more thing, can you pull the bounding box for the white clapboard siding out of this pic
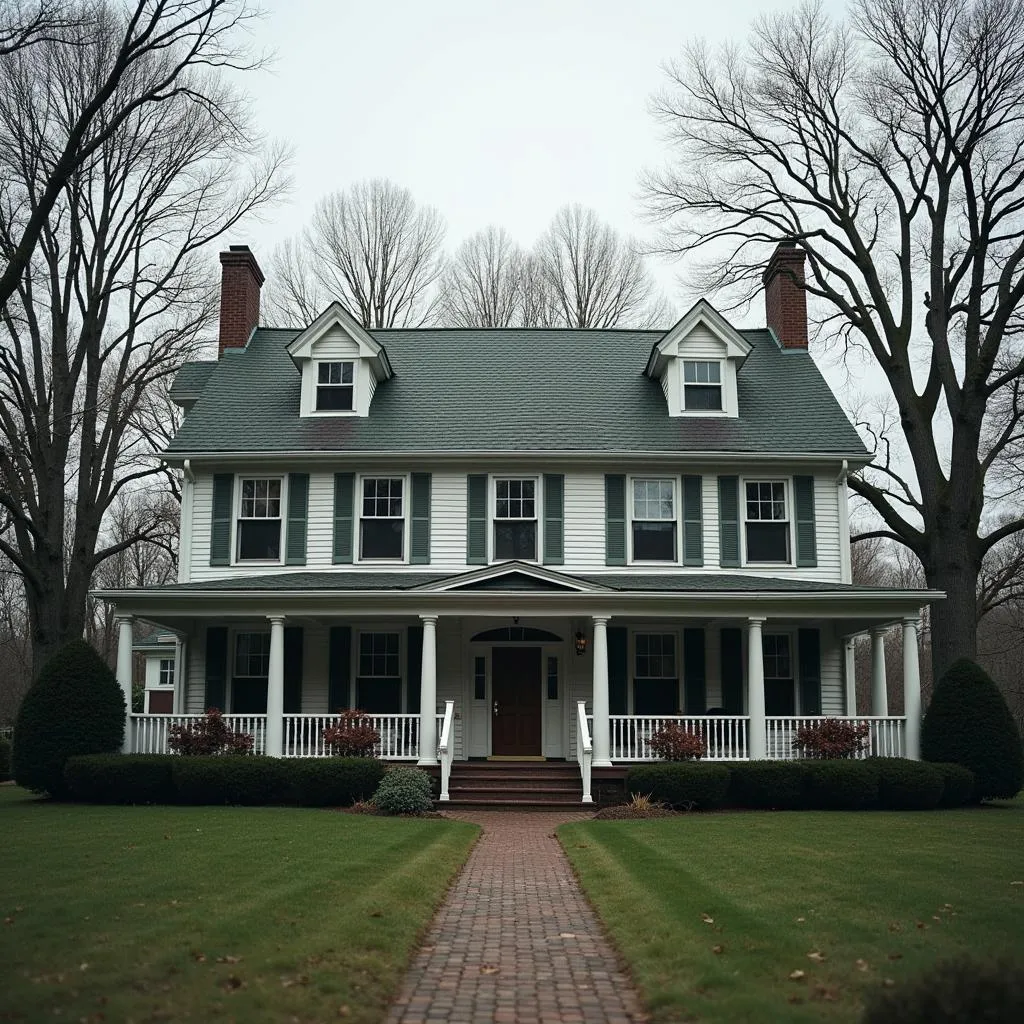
[677,327,727,358]
[431,471,469,570]
[563,472,607,568]
[310,326,360,358]
[820,622,845,715]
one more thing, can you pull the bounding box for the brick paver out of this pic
[387,810,646,1024]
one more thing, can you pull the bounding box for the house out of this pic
[96,243,940,802]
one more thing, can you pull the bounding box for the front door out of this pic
[491,646,542,756]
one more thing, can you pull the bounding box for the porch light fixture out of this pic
[574,630,588,656]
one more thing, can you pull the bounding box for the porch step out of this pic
[442,760,585,808]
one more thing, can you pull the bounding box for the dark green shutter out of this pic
[410,473,432,564]
[608,626,628,714]
[682,475,703,566]
[683,628,706,713]
[406,625,422,714]
[332,473,354,564]
[605,475,626,566]
[798,628,822,715]
[285,473,309,565]
[794,475,818,567]
[543,473,564,565]
[204,626,228,711]
[718,476,740,567]
[284,626,303,713]
[328,626,351,712]
[720,628,744,714]
[210,475,233,566]
[466,474,488,564]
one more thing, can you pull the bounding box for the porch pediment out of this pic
[412,562,611,593]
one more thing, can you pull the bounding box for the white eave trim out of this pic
[412,561,613,593]
[645,298,753,378]
[285,301,394,378]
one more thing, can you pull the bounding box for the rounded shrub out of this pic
[922,658,1023,800]
[861,955,1024,1024]
[802,760,879,810]
[0,736,11,782]
[290,757,386,807]
[12,640,125,797]
[172,756,294,805]
[728,761,809,809]
[871,758,945,811]
[932,762,977,807]
[64,754,177,804]
[625,762,731,810]
[372,766,434,814]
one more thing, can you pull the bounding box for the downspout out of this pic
[178,459,195,584]
[836,459,852,584]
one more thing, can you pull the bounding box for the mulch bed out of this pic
[592,805,681,820]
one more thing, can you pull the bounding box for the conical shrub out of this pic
[12,640,125,797]
[921,658,1022,801]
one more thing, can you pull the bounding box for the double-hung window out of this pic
[494,478,536,560]
[682,360,723,411]
[356,631,402,714]
[763,634,795,715]
[360,477,405,559]
[158,658,175,687]
[237,478,282,560]
[233,631,271,714]
[632,478,676,561]
[745,480,790,562]
[316,361,354,411]
[634,633,678,715]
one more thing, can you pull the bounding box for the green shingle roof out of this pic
[166,327,866,457]
[168,360,217,399]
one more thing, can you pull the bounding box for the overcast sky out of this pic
[236,0,846,326]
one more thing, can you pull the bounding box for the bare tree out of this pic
[535,205,669,328]
[0,1,264,317]
[645,0,1024,681]
[518,253,560,328]
[440,227,526,328]
[266,179,446,329]
[0,13,286,672]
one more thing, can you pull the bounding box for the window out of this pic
[745,480,790,562]
[683,360,722,411]
[357,632,401,714]
[316,361,354,411]
[494,478,536,560]
[474,656,486,700]
[763,634,795,715]
[360,477,404,560]
[634,633,678,715]
[237,478,282,560]
[158,658,175,687]
[235,633,270,678]
[632,478,676,561]
[546,656,559,700]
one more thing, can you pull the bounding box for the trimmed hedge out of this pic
[728,761,808,809]
[802,760,879,810]
[372,766,434,814]
[933,762,977,807]
[0,737,10,782]
[873,758,945,811]
[626,762,731,810]
[61,754,386,807]
[922,657,1023,800]
[65,755,176,804]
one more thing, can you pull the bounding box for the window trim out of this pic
[741,476,794,566]
[356,473,410,564]
[233,474,285,565]
[157,658,175,687]
[627,475,680,565]
[490,474,541,563]
[679,358,727,415]
[312,359,358,415]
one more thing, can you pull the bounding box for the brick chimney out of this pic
[218,245,264,356]
[762,242,808,349]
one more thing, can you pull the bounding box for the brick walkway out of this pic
[386,810,646,1024]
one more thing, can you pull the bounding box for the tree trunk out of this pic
[925,559,980,687]
[26,570,90,679]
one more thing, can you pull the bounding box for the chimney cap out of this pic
[219,244,264,285]
[761,240,806,284]
[229,244,252,253]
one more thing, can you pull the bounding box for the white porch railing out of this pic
[765,716,906,759]
[437,701,455,801]
[601,714,750,761]
[576,701,593,803]
[131,714,267,755]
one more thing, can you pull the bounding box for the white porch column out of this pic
[417,615,438,766]
[591,616,612,767]
[903,616,922,760]
[115,615,134,753]
[870,627,889,716]
[844,638,857,716]
[265,615,285,757]
[747,617,766,760]
[172,636,185,715]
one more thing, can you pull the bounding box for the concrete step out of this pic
[449,784,582,797]
[442,796,588,809]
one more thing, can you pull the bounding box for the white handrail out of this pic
[576,701,593,804]
[437,701,455,802]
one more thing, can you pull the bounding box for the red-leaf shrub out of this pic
[648,723,707,761]
[322,710,380,758]
[792,718,869,759]
[168,709,254,756]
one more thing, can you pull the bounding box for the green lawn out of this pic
[0,786,478,1023]
[560,802,1024,1024]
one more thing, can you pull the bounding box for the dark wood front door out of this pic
[491,646,542,756]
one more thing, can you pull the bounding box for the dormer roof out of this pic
[644,299,752,380]
[285,301,394,380]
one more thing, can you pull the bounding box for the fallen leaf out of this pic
[883,978,896,987]
[480,965,499,975]
[191,952,206,964]
[219,975,243,992]
[856,959,869,972]
[887,922,902,933]
[337,1007,350,1018]
[79,963,89,971]
[812,985,839,1002]
[216,956,242,964]
[789,969,806,981]
[807,951,827,962]
[932,915,942,922]
[368,910,382,918]
[1011,881,1023,886]
[795,916,806,923]
[280,974,309,988]
[3,917,12,925]
[787,995,805,1005]
[712,945,724,954]
[915,921,927,930]
[559,932,576,939]
[887,953,903,961]
[701,913,714,924]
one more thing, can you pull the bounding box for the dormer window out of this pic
[682,360,723,411]
[317,361,354,411]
